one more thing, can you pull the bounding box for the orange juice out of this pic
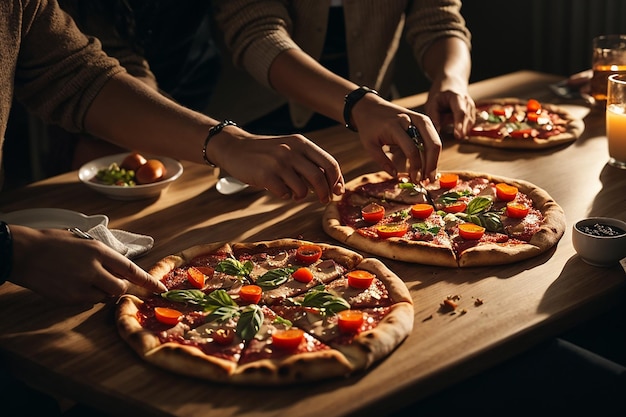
[606,103,626,168]
[591,64,626,101]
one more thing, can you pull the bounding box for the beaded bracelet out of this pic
[0,221,13,285]
[343,86,379,132]
[202,120,238,167]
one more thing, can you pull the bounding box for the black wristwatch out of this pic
[0,221,13,285]
[343,86,379,132]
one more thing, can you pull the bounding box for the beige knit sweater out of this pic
[0,0,125,183]
[211,0,471,127]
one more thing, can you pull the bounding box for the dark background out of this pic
[4,0,626,190]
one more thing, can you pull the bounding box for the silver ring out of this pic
[407,125,424,151]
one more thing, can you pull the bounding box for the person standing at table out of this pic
[0,0,344,305]
[211,0,475,182]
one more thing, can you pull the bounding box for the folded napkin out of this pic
[87,224,154,259]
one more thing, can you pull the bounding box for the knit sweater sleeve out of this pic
[405,0,472,70]
[212,0,300,88]
[14,0,126,132]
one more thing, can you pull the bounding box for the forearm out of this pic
[268,49,358,123]
[84,73,216,164]
[422,37,471,92]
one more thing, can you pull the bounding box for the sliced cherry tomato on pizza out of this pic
[361,202,385,223]
[154,307,183,326]
[492,106,506,116]
[213,328,235,345]
[509,128,538,139]
[411,203,434,219]
[438,173,459,189]
[239,284,262,304]
[295,244,323,264]
[526,99,541,113]
[347,269,375,289]
[458,223,486,240]
[337,310,365,334]
[526,111,540,123]
[506,202,530,218]
[187,266,212,289]
[495,183,518,201]
[272,328,304,350]
[443,201,467,214]
[292,267,314,283]
[375,222,409,238]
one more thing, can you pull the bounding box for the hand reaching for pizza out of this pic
[7,225,167,305]
[349,92,442,183]
[205,129,345,204]
[423,88,476,140]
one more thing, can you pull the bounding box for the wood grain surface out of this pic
[0,71,624,417]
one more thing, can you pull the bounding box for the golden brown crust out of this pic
[144,343,237,382]
[334,302,414,370]
[230,349,353,386]
[467,98,584,149]
[116,295,162,354]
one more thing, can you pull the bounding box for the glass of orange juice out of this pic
[591,35,626,102]
[606,74,626,169]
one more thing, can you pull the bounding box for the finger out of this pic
[104,254,167,293]
[412,120,441,182]
[276,166,311,200]
[301,144,345,201]
[362,141,398,178]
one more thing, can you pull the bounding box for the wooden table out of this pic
[1,71,625,416]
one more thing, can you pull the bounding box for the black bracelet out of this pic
[0,221,13,285]
[343,86,379,132]
[202,120,238,167]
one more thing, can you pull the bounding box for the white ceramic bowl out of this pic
[572,217,626,267]
[78,153,183,200]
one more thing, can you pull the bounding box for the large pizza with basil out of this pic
[323,171,566,267]
[466,98,584,149]
[116,239,413,385]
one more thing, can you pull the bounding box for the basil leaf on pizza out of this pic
[116,239,414,385]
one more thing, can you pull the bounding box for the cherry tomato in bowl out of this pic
[136,159,166,184]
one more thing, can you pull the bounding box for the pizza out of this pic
[465,98,584,149]
[323,171,566,267]
[116,239,414,385]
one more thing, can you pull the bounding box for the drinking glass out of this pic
[591,35,626,102]
[606,74,626,169]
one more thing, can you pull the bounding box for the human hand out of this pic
[424,88,476,141]
[209,131,345,203]
[8,226,167,305]
[350,93,441,182]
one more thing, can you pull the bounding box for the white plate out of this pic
[78,153,183,200]
[0,208,109,230]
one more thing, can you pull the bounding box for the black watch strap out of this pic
[0,221,13,285]
[343,86,379,132]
